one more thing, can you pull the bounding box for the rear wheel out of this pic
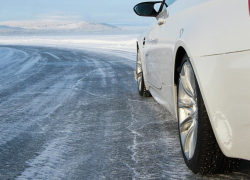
[136,49,151,97]
[177,55,240,174]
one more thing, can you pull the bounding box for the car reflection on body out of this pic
[133,0,250,174]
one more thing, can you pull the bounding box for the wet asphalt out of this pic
[0,45,250,179]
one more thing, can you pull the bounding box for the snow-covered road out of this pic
[0,45,250,179]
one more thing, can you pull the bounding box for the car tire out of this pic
[136,48,151,97]
[177,54,241,174]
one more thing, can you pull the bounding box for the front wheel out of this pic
[177,55,240,174]
[136,49,151,97]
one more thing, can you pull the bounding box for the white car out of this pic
[133,0,250,174]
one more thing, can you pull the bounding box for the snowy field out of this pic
[0,35,138,60]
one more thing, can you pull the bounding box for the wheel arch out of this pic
[174,46,187,86]
[173,39,194,86]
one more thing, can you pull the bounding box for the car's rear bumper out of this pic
[191,50,250,160]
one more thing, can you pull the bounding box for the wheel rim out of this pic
[136,51,143,91]
[178,62,198,160]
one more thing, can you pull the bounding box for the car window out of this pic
[157,0,176,12]
[160,0,177,12]
[166,0,177,6]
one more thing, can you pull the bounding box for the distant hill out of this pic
[0,20,122,35]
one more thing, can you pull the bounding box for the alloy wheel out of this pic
[178,61,198,160]
[136,51,143,91]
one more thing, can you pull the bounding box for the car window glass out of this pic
[166,0,177,6]
[155,2,168,13]
[154,0,177,14]
[154,3,161,11]
[159,0,177,12]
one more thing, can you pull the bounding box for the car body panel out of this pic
[192,51,250,160]
[169,0,250,57]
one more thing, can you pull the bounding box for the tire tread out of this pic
[136,48,151,97]
[197,108,240,175]
[142,83,151,97]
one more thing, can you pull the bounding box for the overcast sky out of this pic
[0,0,153,26]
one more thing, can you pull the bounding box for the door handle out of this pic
[158,18,166,26]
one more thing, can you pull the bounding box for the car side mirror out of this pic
[133,1,167,17]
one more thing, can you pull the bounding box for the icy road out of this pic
[0,45,250,179]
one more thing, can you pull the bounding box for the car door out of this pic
[144,19,163,89]
[144,1,175,89]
